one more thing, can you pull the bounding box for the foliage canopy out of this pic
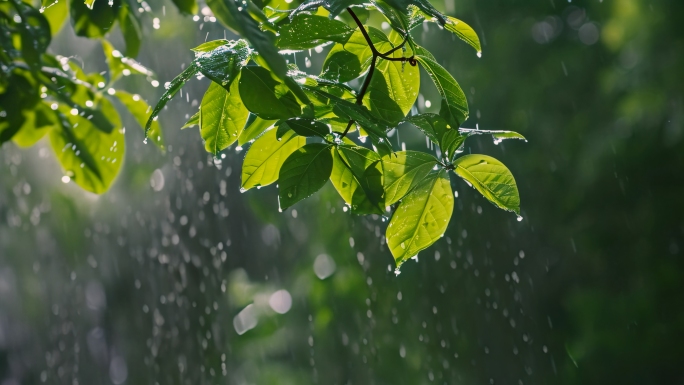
[0,0,526,269]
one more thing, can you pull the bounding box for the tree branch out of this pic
[339,8,415,139]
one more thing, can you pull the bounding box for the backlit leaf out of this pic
[386,169,453,268]
[200,80,249,155]
[444,17,481,56]
[275,14,354,50]
[330,145,384,214]
[242,129,306,190]
[452,154,520,215]
[239,114,277,145]
[145,62,199,137]
[239,66,302,120]
[382,150,438,205]
[278,143,333,209]
[414,46,468,127]
[49,104,125,194]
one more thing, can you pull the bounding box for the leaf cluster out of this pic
[146,0,526,269]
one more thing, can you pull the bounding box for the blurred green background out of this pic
[1,0,683,384]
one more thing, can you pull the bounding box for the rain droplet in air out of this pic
[516,215,523,222]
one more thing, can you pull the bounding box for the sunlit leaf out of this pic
[386,169,453,268]
[239,66,302,120]
[0,73,39,144]
[49,103,125,194]
[181,111,200,129]
[275,14,354,50]
[459,128,527,143]
[241,129,306,190]
[206,0,311,106]
[41,0,69,36]
[145,63,199,136]
[382,150,438,205]
[11,0,51,69]
[405,113,464,159]
[414,46,469,127]
[12,101,58,148]
[363,30,419,126]
[200,80,249,155]
[278,143,333,209]
[238,114,277,145]
[330,145,384,214]
[452,154,520,215]
[444,17,481,56]
[194,39,251,90]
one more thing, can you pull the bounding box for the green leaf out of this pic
[386,169,453,269]
[239,66,302,120]
[113,90,164,151]
[12,101,58,148]
[70,0,122,38]
[102,40,154,83]
[145,62,199,137]
[440,129,465,160]
[275,14,354,50]
[171,0,198,15]
[331,101,392,156]
[321,26,389,83]
[405,113,450,144]
[191,39,230,53]
[11,0,51,69]
[382,150,438,205]
[206,0,311,106]
[199,79,249,155]
[194,39,251,90]
[118,1,142,58]
[292,0,365,19]
[181,111,200,129]
[459,128,527,143]
[278,118,330,138]
[278,143,333,209]
[241,129,306,190]
[0,73,39,144]
[363,31,419,126]
[405,113,464,159]
[238,114,276,145]
[49,104,125,194]
[42,0,69,36]
[444,17,481,56]
[414,46,469,127]
[452,154,520,215]
[330,145,384,214]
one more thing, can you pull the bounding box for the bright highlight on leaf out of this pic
[452,154,521,215]
[386,170,453,268]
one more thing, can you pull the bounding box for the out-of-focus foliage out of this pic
[1,0,683,385]
[0,0,164,194]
